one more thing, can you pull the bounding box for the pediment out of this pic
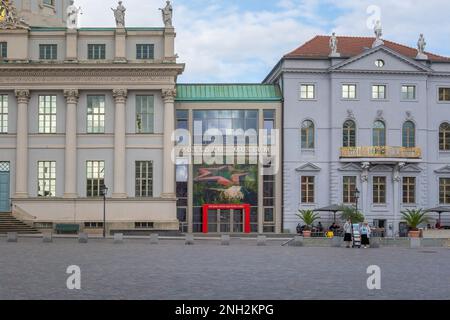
[400,164,422,173]
[330,46,431,73]
[370,164,392,172]
[296,163,321,172]
[338,163,362,172]
[435,165,450,174]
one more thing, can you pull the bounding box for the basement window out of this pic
[135,222,154,229]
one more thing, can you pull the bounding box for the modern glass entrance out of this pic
[0,162,10,213]
[202,204,251,234]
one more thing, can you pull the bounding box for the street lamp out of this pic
[352,188,360,247]
[100,185,109,238]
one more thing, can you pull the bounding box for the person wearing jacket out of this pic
[361,222,371,248]
[343,219,353,248]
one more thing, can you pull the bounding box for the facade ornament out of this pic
[64,89,80,104]
[372,20,384,48]
[14,89,30,104]
[159,0,173,28]
[393,163,405,183]
[112,1,126,28]
[376,109,384,121]
[405,111,414,121]
[361,162,370,183]
[347,109,355,121]
[416,34,428,60]
[66,0,82,29]
[0,0,29,30]
[329,32,340,57]
[162,88,177,102]
[112,89,128,103]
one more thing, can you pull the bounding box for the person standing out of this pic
[343,219,352,248]
[361,222,371,248]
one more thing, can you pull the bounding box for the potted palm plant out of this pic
[401,209,429,238]
[297,210,320,237]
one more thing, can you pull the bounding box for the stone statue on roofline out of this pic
[66,0,82,29]
[329,32,340,57]
[112,1,126,28]
[159,0,173,28]
[0,0,29,30]
[372,20,384,48]
[416,34,428,60]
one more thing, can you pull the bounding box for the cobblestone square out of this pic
[0,238,449,300]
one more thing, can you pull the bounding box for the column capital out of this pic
[113,88,128,103]
[14,89,30,104]
[162,88,177,103]
[64,89,80,104]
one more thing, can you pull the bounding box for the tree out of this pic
[297,210,320,231]
[401,209,429,231]
[340,206,365,223]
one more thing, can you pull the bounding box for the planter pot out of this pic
[408,230,420,238]
[303,230,312,238]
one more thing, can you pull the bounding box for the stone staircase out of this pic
[0,212,40,234]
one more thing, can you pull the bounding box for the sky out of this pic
[75,0,450,83]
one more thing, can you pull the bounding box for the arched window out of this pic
[373,121,386,147]
[301,120,315,149]
[343,120,356,147]
[439,122,450,151]
[402,121,415,148]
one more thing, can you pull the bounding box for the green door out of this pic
[0,162,10,212]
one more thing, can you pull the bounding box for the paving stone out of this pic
[78,233,88,244]
[257,235,266,246]
[221,235,230,246]
[290,236,303,247]
[114,233,124,244]
[6,232,17,243]
[149,234,159,245]
[43,233,53,243]
[185,234,194,245]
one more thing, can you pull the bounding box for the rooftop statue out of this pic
[416,34,428,60]
[159,0,173,27]
[112,1,126,28]
[329,32,340,57]
[0,0,29,29]
[66,0,82,29]
[372,20,384,47]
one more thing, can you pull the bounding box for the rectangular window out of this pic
[439,178,450,204]
[84,222,104,229]
[0,42,7,59]
[43,0,55,6]
[300,84,315,100]
[373,176,386,204]
[372,85,386,99]
[439,88,450,102]
[136,95,154,133]
[402,85,416,100]
[0,95,8,133]
[39,44,57,60]
[87,95,105,133]
[86,161,105,197]
[135,222,154,229]
[301,176,315,204]
[343,176,356,204]
[38,95,57,134]
[402,177,416,204]
[88,44,106,60]
[135,161,153,197]
[38,161,56,197]
[136,44,154,60]
[263,110,275,146]
[342,84,357,99]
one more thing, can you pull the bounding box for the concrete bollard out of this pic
[7,232,18,243]
[331,236,342,248]
[257,235,267,246]
[410,237,421,249]
[291,236,304,247]
[114,233,124,244]
[185,234,195,245]
[43,233,53,243]
[149,234,159,245]
[78,233,88,244]
[370,237,380,248]
[221,235,230,246]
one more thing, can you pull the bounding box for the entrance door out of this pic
[203,204,251,234]
[0,162,10,212]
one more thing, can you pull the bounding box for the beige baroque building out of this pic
[0,0,184,234]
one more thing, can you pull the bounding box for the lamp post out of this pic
[352,188,360,247]
[100,185,108,238]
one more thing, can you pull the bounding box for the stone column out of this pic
[361,162,370,216]
[392,163,405,237]
[163,27,176,62]
[14,90,30,198]
[161,88,177,198]
[112,89,128,199]
[63,89,79,198]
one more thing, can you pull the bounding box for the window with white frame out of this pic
[86,161,105,197]
[300,84,315,100]
[440,178,450,204]
[136,95,154,133]
[0,42,7,59]
[88,44,106,60]
[38,95,57,134]
[343,176,357,204]
[0,95,8,133]
[373,176,386,204]
[372,85,386,99]
[136,44,154,59]
[402,85,416,100]
[301,176,315,203]
[135,161,153,197]
[87,95,105,133]
[402,177,416,204]
[37,161,56,197]
[39,44,57,60]
[342,84,357,99]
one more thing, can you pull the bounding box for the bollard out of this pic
[43,232,53,243]
[114,233,124,244]
[410,237,421,249]
[370,237,380,249]
[221,235,230,246]
[78,233,88,244]
[7,232,18,243]
[291,236,303,247]
[257,235,267,246]
[149,234,159,245]
[185,234,195,245]
[331,236,342,248]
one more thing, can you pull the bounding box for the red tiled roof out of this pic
[285,35,450,62]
